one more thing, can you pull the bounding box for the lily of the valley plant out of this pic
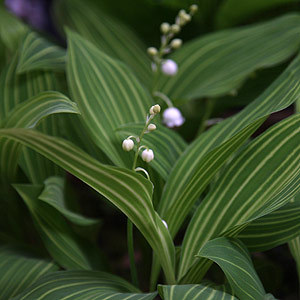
[0,1,300,299]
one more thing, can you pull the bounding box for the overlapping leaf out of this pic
[238,197,300,252]
[158,51,300,242]
[158,283,238,300]
[67,30,153,167]
[0,245,58,300]
[17,31,66,73]
[0,129,176,283]
[55,0,152,84]
[158,14,300,101]
[289,236,300,282]
[0,91,79,183]
[198,237,265,300]
[12,271,157,300]
[179,113,300,282]
[116,122,187,179]
[14,184,97,270]
[39,176,99,226]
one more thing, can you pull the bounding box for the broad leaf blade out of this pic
[17,31,66,73]
[179,113,300,282]
[159,51,300,240]
[0,129,176,283]
[116,122,187,180]
[54,0,152,84]
[0,245,58,300]
[238,199,300,252]
[66,30,153,167]
[159,14,300,101]
[198,237,265,300]
[14,184,96,270]
[11,270,156,300]
[158,283,238,300]
[39,176,99,226]
[0,91,79,183]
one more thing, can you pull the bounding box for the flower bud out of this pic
[182,13,191,22]
[147,124,156,131]
[161,59,178,76]
[179,9,187,18]
[163,107,185,128]
[160,22,170,34]
[162,219,168,229]
[171,38,182,49]
[122,138,134,151]
[147,47,158,56]
[190,4,198,13]
[142,149,154,163]
[171,24,180,34]
[149,104,161,115]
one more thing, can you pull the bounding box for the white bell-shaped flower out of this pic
[161,59,178,76]
[163,107,185,128]
[141,149,154,163]
[122,139,134,152]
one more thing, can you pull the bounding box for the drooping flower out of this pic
[163,107,185,128]
[141,149,154,163]
[161,59,178,76]
[122,139,134,152]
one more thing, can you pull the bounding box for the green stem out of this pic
[127,219,138,287]
[197,98,215,136]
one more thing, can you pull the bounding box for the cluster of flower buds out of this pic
[122,105,161,165]
[147,4,198,76]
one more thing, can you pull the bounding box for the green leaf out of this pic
[159,14,300,101]
[158,51,300,242]
[0,52,67,183]
[11,270,157,300]
[14,184,97,270]
[158,283,238,300]
[238,199,300,252]
[54,0,152,84]
[215,0,299,28]
[17,31,66,73]
[0,244,58,300]
[39,176,100,226]
[198,237,265,300]
[0,8,28,51]
[179,113,300,282]
[116,122,187,180]
[66,30,153,167]
[0,91,79,183]
[289,235,300,283]
[0,129,176,283]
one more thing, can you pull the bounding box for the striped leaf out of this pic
[0,52,67,183]
[238,197,300,252]
[197,237,265,300]
[66,30,153,167]
[39,176,99,226]
[158,14,300,101]
[215,0,298,28]
[179,113,300,282]
[54,0,152,84]
[158,284,238,300]
[0,8,28,51]
[158,51,300,241]
[14,184,98,270]
[116,122,187,180]
[0,91,79,183]
[11,270,156,300]
[158,117,265,237]
[0,244,58,300]
[0,129,176,283]
[17,31,66,73]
